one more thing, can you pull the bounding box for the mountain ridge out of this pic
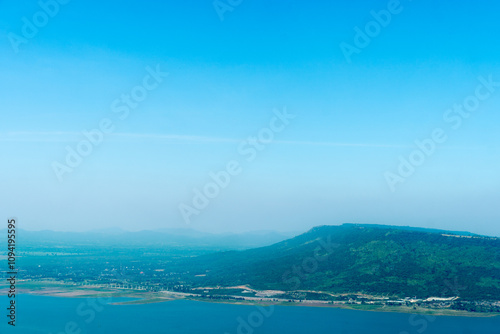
[179,223,500,300]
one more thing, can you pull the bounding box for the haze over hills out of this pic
[178,224,500,300]
[0,228,295,251]
[5,223,499,302]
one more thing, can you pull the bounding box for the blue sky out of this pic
[0,0,499,236]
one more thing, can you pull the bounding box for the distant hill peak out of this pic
[305,223,489,238]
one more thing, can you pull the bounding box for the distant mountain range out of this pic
[177,224,500,300]
[0,227,295,250]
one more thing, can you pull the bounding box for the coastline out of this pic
[1,281,498,318]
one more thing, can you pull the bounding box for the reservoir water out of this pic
[1,295,499,333]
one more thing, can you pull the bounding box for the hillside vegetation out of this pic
[183,224,500,300]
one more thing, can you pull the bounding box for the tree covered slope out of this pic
[183,224,500,300]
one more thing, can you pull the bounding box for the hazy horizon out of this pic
[4,222,499,239]
[1,0,499,237]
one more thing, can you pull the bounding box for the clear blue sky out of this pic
[1,0,499,236]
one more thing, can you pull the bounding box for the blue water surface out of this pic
[0,295,499,333]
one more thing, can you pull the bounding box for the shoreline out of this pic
[2,282,498,318]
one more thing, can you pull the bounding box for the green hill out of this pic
[183,224,500,300]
